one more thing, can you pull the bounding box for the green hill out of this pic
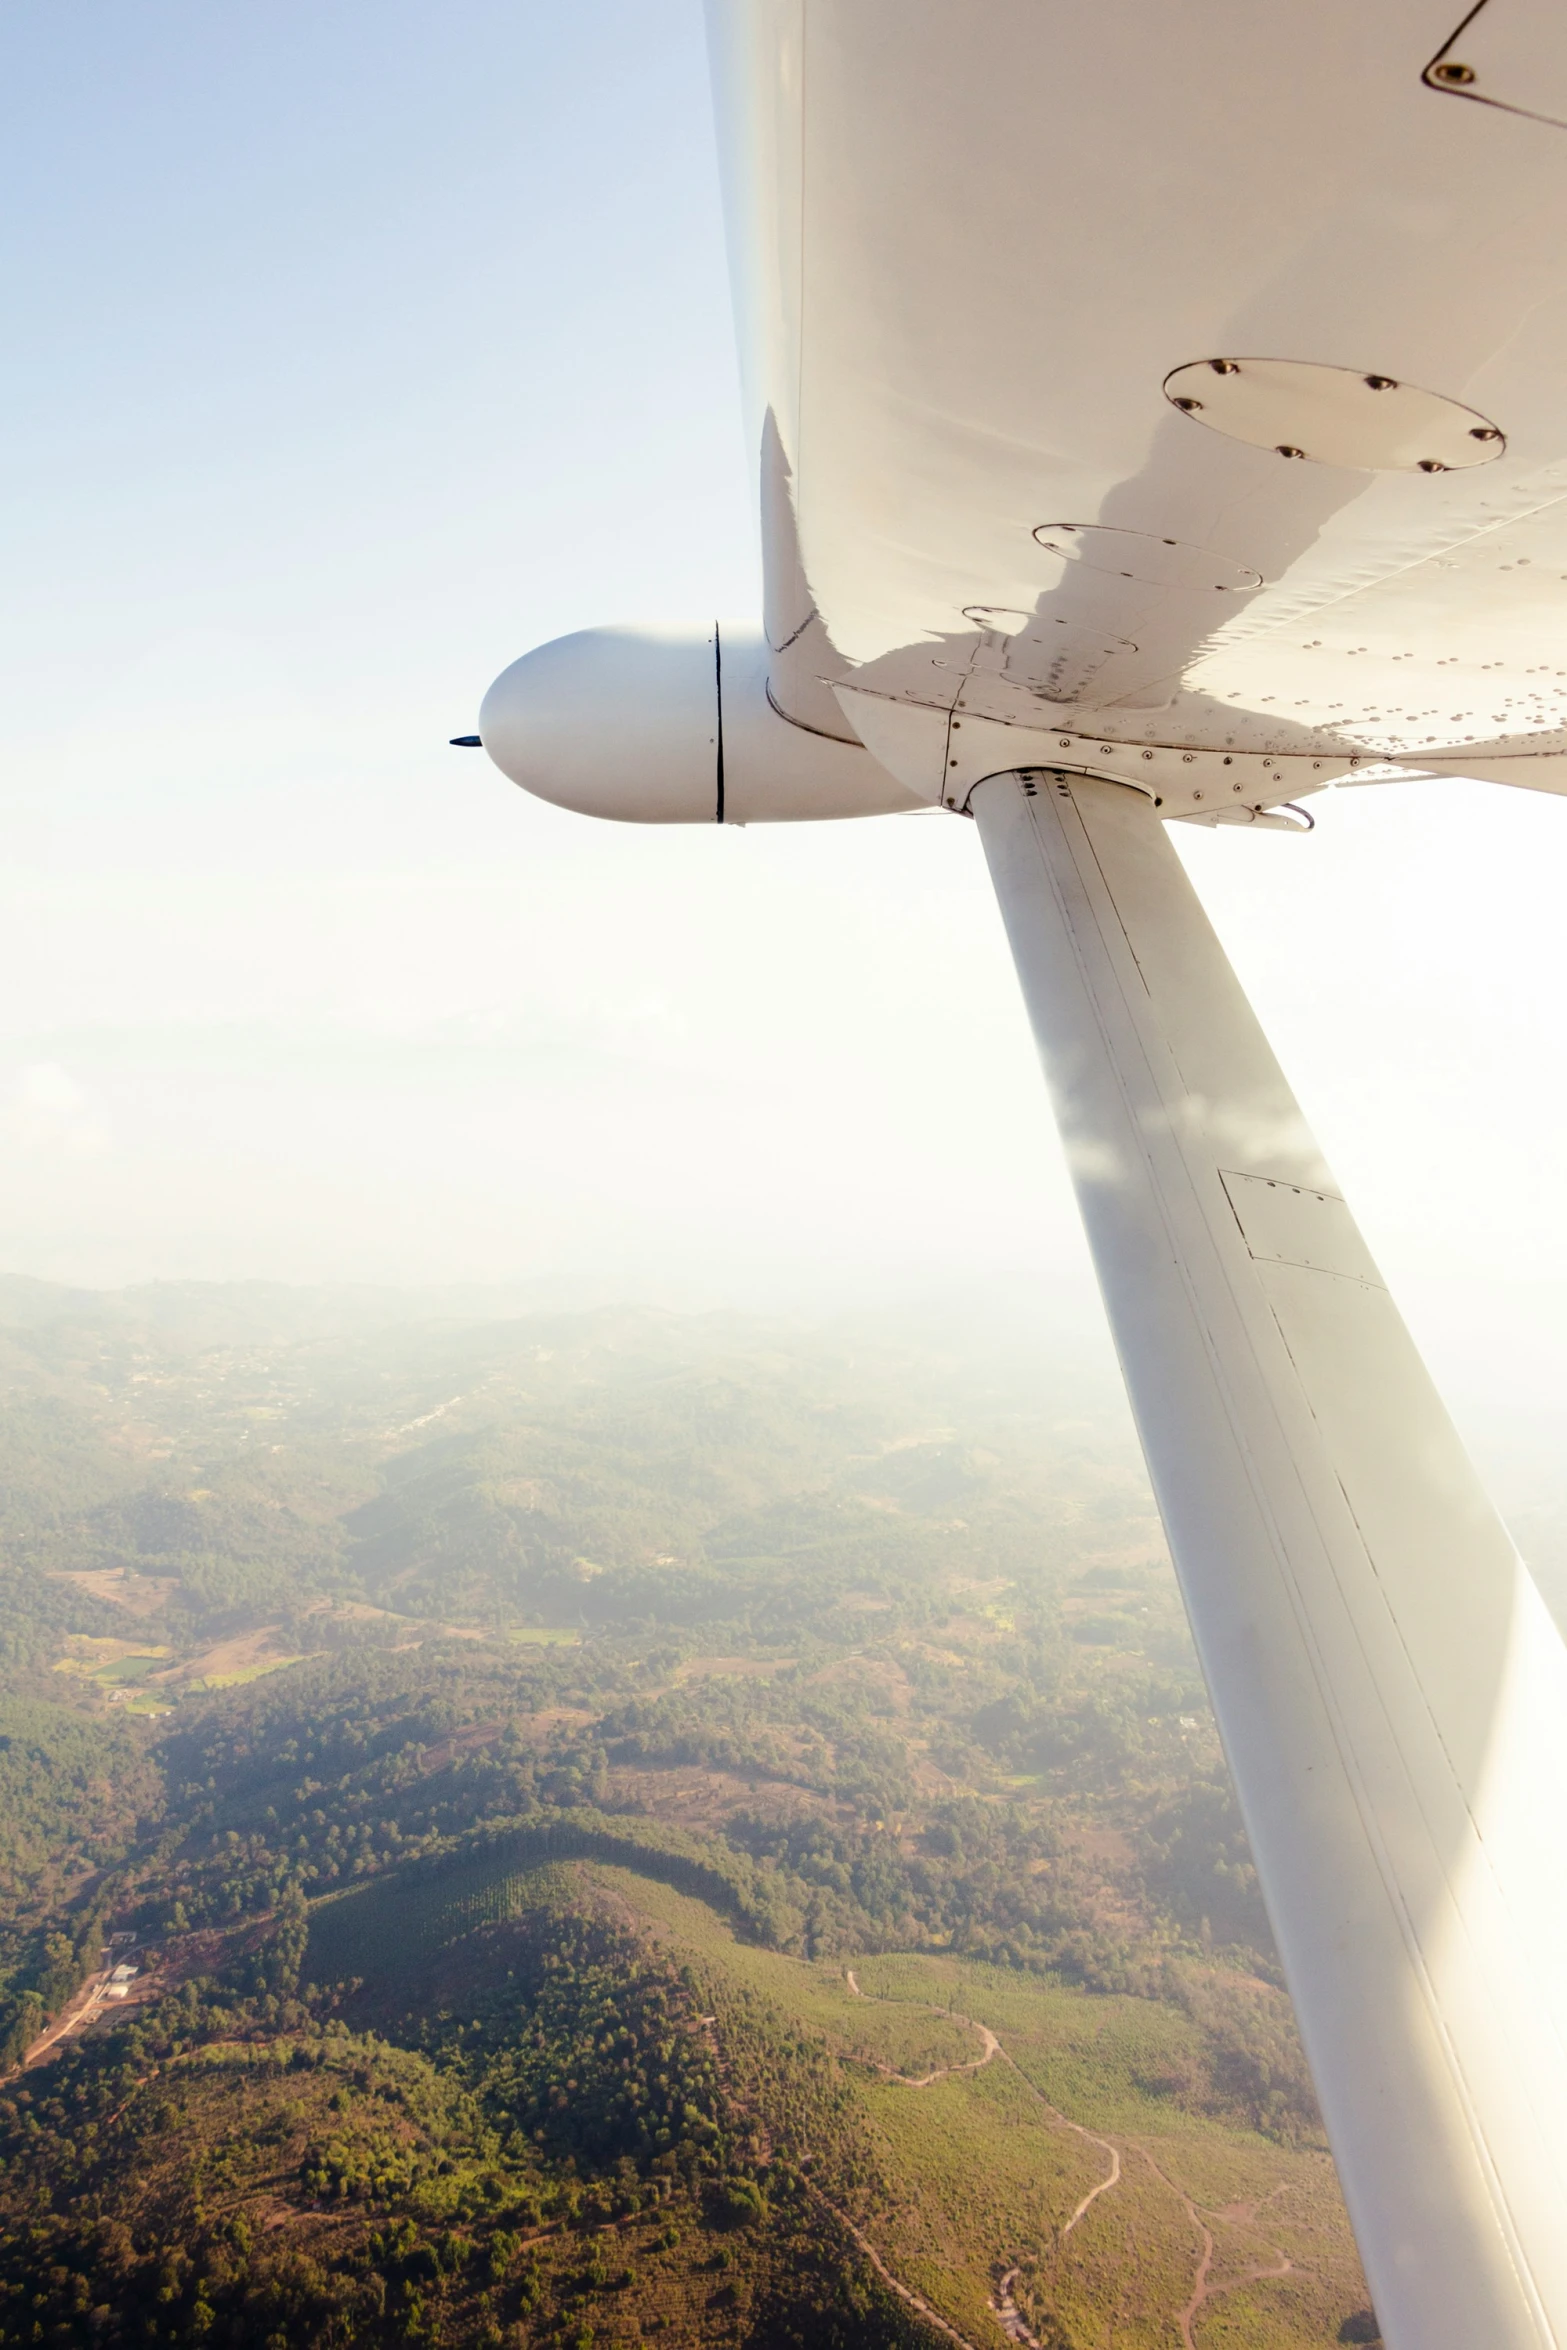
[0,1285,1381,2347]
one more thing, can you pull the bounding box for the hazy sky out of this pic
[6,3,1567,1458]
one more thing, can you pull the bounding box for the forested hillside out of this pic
[0,1281,1377,2348]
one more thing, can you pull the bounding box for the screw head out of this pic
[1209,358,1240,375]
[1431,59,1476,84]
[1276,444,1307,460]
[1364,375,1398,391]
[1418,458,1448,472]
[1173,396,1203,413]
[1470,426,1502,442]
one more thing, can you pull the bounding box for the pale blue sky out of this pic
[5,2,1567,1506]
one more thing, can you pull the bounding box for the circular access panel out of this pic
[1029,524,1261,593]
[1162,358,1505,471]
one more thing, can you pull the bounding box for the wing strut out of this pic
[973,769,1567,2350]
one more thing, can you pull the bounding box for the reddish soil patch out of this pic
[606,1764,833,1834]
[807,1654,913,1709]
[673,1656,793,1683]
[153,1626,294,1686]
[51,1569,178,1618]
[939,1614,1007,1642]
[516,1708,598,1742]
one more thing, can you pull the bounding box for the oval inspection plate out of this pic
[1162,358,1505,472]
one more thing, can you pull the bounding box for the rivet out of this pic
[1100,745,1113,754]
[1364,375,1398,392]
[1431,59,1476,84]
[949,758,958,767]
[1193,791,1203,800]
[1142,750,1155,760]
[1223,755,1233,764]
[1470,426,1502,442]
[1232,782,1242,792]
[1276,444,1307,460]
[1210,359,1240,375]
[1418,459,1448,473]
[1182,754,1194,763]
[1173,396,1203,413]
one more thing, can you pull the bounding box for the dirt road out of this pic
[844,1970,1001,2085]
[803,2177,993,2350]
[831,1964,1295,2350]
[2,1970,112,2082]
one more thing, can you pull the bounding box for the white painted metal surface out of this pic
[973,771,1567,2350]
[705,0,1567,805]
[480,625,916,823]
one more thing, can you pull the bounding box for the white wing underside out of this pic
[707,0,1567,815]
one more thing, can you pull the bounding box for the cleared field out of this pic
[188,1654,307,1691]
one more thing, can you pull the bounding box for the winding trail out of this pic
[993,2266,1047,2348]
[1023,2069,1120,2243]
[840,1967,1124,2345]
[804,2177,992,2350]
[843,1970,1001,2086]
[1133,2148,1293,2350]
[830,1964,1295,2350]
[843,1968,1118,2239]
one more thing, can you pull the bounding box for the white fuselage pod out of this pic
[480,624,917,823]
